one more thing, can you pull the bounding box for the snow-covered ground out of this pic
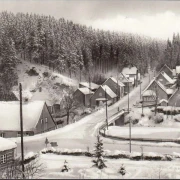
[106,126,180,140]
[12,71,180,156]
[14,60,78,105]
[38,153,180,179]
[125,107,180,128]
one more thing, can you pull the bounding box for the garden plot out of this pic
[38,153,180,179]
[106,126,180,140]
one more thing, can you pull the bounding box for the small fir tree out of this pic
[92,135,107,169]
[61,160,70,172]
[119,164,126,178]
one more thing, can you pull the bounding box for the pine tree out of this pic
[119,164,126,178]
[92,135,107,169]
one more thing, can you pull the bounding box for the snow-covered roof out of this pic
[172,69,176,76]
[142,90,156,97]
[96,98,107,101]
[159,99,168,104]
[122,66,137,75]
[160,71,175,84]
[158,64,173,74]
[31,90,54,106]
[166,88,174,95]
[110,77,125,87]
[78,88,94,95]
[168,88,180,101]
[79,82,99,90]
[13,90,33,101]
[176,66,180,74]
[0,137,17,152]
[118,73,129,83]
[142,78,167,95]
[101,85,117,98]
[128,77,135,85]
[0,101,45,131]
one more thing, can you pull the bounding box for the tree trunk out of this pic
[67,111,70,124]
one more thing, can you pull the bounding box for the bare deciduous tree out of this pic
[61,87,79,124]
[1,157,45,179]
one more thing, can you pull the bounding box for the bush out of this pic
[43,71,49,77]
[153,114,163,124]
[26,67,39,76]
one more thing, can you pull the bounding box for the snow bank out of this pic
[24,152,35,160]
[172,152,180,158]
[0,137,17,151]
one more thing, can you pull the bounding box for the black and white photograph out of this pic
[0,0,180,179]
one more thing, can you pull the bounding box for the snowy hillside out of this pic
[13,60,79,105]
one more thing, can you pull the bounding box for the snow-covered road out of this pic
[13,72,179,155]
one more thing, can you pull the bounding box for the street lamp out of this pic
[127,77,130,113]
[129,117,131,153]
[105,88,108,130]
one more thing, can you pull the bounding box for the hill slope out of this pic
[13,59,78,105]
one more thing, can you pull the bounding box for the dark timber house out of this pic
[74,87,94,106]
[0,101,56,138]
[0,137,17,170]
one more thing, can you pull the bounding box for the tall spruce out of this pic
[92,135,107,169]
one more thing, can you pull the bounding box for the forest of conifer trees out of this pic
[0,11,179,94]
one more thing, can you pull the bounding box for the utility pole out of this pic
[128,78,130,113]
[19,83,25,179]
[105,88,108,130]
[140,75,142,99]
[129,117,131,153]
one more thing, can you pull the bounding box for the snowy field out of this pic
[106,126,180,140]
[37,154,180,179]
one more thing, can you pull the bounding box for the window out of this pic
[99,92,102,96]
[41,119,43,124]
[0,132,5,137]
[1,154,7,164]
[45,118,48,123]
[17,132,21,137]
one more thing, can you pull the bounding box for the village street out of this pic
[14,70,180,156]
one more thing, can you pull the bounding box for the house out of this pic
[0,101,56,138]
[157,64,173,79]
[118,73,133,94]
[102,77,125,99]
[74,87,94,106]
[79,82,99,92]
[0,137,17,170]
[168,88,180,107]
[122,66,140,87]
[156,71,175,87]
[90,85,117,107]
[175,66,180,76]
[142,78,174,105]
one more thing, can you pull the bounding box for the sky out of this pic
[0,0,180,40]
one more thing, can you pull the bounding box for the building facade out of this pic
[0,137,17,170]
[74,88,94,106]
[90,85,117,107]
[0,101,56,138]
[102,77,125,99]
